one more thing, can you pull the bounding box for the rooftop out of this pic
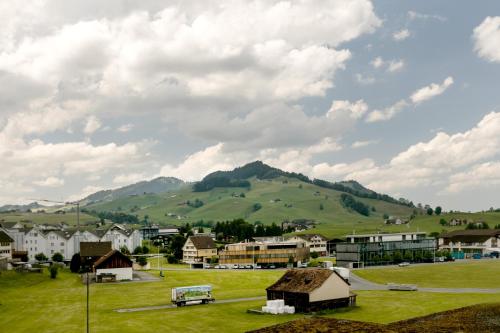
[267,268,348,294]
[188,235,216,249]
[346,232,426,238]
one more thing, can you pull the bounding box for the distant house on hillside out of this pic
[182,236,217,265]
[384,216,409,225]
[281,219,316,232]
[266,269,356,312]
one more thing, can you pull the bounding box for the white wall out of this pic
[309,273,350,302]
[96,267,133,281]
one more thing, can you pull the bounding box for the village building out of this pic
[93,249,133,281]
[219,240,309,267]
[182,235,217,265]
[0,229,14,260]
[266,268,356,312]
[336,232,436,268]
[80,241,113,269]
[286,234,328,256]
[384,216,409,225]
[438,229,500,259]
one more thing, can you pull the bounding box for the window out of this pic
[51,250,54,254]
[60,242,64,246]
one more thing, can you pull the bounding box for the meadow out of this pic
[1,263,500,333]
[355,259,500,288]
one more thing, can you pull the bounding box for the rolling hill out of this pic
[83,161,423,238]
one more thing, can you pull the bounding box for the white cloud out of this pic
[311,158,375,180]
[410,76,454,104]
[393,29,410,41]
[117,124,134,133]
[366,100,408,122]
[327,99,369,120]
[473,16,500,63]
[370,56,384,69]
[370,57,405,72]
[33,177,65,188]
[447,162,500,193]
[387,59,405,73]
[354,73,375,85]
[407,11,447,22]
[351,140,378,148]
[113,173,147,185]
[83,115,102,134]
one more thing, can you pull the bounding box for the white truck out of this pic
[171,285,215,307]
[330,267,350,282]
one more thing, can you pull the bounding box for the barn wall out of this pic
[309,274,349,302]
[96,268,133,281]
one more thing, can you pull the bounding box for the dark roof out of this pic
[94,250,132,269]
[189,236,216,249]
[0,222,22,229]
[441,229,500,243]
[267,269,348,294]
[0,230,14,243]
[42,229,77,240]
[80,241,112,257]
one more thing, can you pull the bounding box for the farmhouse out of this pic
[439,229,500,258]
[93,249,133,281]
[182,235,217,264]
[266,268,355,312]
[80,241,113,269]
[286,234,328,256]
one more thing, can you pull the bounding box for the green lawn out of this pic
[355,260,500,288]
[1,268,499,332]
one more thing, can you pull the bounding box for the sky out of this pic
[1,0,500,211]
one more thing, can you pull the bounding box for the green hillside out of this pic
[0,211,99,226]
[85,176,419,238]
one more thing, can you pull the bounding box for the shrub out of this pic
[137,256,148,267]
[165,254,178,264]
[49,265,58,279]
[52,252,63,262]
[310,251,319,259]
[35,253,48,262]
[133,246,143,255]
[142,246,150,254]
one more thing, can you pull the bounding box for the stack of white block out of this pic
[261,300,295,314]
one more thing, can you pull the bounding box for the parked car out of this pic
[254,265,262,269]
[244,265,252,269]
[232,264,239,269]
[398,262,410,267]
[219,264,227,269]
[269,265,276,269]
[472,253,482,259]
[298,262,308,268]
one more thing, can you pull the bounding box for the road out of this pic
[114,296,266,313]
[350,272,500,293]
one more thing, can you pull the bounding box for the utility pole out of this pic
[86,271,89,333]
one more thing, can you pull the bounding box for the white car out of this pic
[398,262,410,267]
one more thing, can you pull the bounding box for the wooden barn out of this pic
[266,268,356,313]
[80,241,112,269]
[93,250,133,282]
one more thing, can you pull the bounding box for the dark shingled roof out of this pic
[441,229,500,243]
[80,241,112,257]
[267,269,348,294]
[0,230,14,243]
[94,250,132,269]
[189,236,216,249]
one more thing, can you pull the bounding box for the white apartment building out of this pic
[346,232,427,243]
[4,223,142,261]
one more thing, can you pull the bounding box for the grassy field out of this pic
[1,267,499,332]
[355,260,500,288]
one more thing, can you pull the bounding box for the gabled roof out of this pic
[188,235,216,249]
[267,269,349,294]
[0,222,23,229]
[293,234,327,242]
[0,230,14,243]
[42,229,77,240]
[94,250,132,269]
[80,241,112,257]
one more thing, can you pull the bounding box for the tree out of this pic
[435,206,442,215]
[52,252,63,262]
[70,253,81,273]
[49,265,58,279]
[142,246,150,254]
[439,218,447,226]
[403,251,413,262]
[426,207,434,215]
[35,253,48,262]
[169,234,187,260]
[383,213,389,220]
[137,256,148,267]
[197,226,204,234]
[393,251,403,263]
[133,246,143,255]
[252,203,262,212]
[310,251,319,259]
[120,246,131,255]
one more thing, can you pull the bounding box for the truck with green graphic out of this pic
[171,285,215,307]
